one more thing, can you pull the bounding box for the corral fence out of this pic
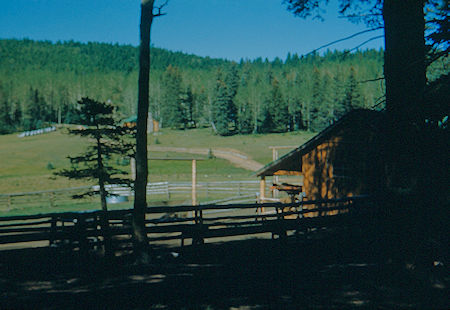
[0,195,374,252]
[0,180,271,212]
[100,180,267,200]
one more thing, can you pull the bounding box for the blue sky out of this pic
[0,0,384,61]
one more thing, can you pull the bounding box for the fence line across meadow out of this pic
[0,180,271,212]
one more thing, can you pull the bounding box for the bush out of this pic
[208,148,215,159]
[46,162,55,170]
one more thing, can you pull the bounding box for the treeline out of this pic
[0,38,385,135]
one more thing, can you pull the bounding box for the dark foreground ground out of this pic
[0,229,448,310]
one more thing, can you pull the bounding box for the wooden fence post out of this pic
[193,205,204,245]
[49,216,57,246]
[277,206,287,241]
[77,214,88,256]
[192,159,197,206]
[7,195,12,211]
[258,177,266,215]
[49,192,55,208]
[166,182,170,200]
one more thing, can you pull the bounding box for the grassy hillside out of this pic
[0,128,315,194]
[151,128,315,164]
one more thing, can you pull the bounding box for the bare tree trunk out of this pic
[96,132,112,258]
[133,0,155,261]
[382,0,426,264]
[383,0,426,191]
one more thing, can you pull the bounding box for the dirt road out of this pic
[150,146,264,171]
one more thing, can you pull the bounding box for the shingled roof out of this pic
[256,109,383,177]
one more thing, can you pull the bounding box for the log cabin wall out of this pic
[301,136,344,217]
[303,136,340,200]
[301,122,382,206]
[255,110,385,216]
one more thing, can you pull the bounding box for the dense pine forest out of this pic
[0,38,386,135]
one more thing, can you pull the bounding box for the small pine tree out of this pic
[56,97,134,256]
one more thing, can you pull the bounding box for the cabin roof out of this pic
[122,116,137,123]
[255,109,383,177]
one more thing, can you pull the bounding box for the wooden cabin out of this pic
[256,109,384,205]
[122,114,159,133]
[122,116,137,128]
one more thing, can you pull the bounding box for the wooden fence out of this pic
[0,196,372,252]
[0,180,270,212]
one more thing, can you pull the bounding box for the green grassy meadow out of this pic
[0,128,314,194]
[150,128,314,164]
[0,128,314,215]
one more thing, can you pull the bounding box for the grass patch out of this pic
[151,128,314,164]
[0,128,314,194]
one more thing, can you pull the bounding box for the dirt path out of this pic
[150,146,264,172]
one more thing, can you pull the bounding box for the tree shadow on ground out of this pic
[0,227,448,309]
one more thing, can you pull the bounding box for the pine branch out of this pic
[358,76,385,84]
[304,27,383,56]
[342,35,384,55]
[371,94,386,109]
[338,13,382,19]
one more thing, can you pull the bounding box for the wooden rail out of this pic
[0,196,372,252]
[0,180,270,212]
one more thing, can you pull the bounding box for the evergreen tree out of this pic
[259,104,274,134]
[0,82,13,133]
[319,72,335,127]
[224,62,240,99]
[12,102,22,129]
[293,73,307,130]
[56,97,134,257]
[236,97,254,134]
[343,66,362,112]
[212,72,231,135]
[183,85,195,128]
[309,67,323,131]
[22,87,38,130]
[270,77,290,132]
[212,65,239,135]
[0,99,13,134]
[160,65,186,129]
[332,70,347,119]
[193,87,209,127]
[250,73,264,134]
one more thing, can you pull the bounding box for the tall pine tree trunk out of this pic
[382,0,427,264]
[133,0,154,261]
[96,132,112,258]
[383,0,426,191]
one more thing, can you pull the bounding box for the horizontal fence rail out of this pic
[0,196,373,252]
[0,180,271,213]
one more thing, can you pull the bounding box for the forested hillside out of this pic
[0,38,385,135]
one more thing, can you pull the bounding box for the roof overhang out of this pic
[255,109,383,178]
